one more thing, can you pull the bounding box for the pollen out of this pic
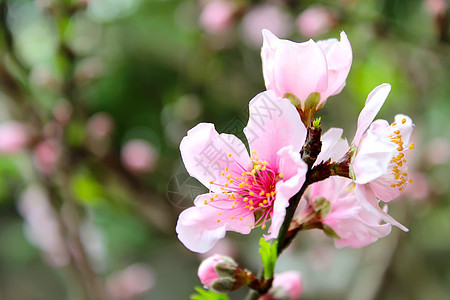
[402,118,406,124]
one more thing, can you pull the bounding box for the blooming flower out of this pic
[260,271,303,300]
[261,29,352,110]
[350,84,414,230]
[302,176,392,248]
[176,91,308,253]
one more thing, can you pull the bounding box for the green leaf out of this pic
[312,117,322,129]
[190,287,230,300]
[283,93,301,109]
[322,224,341,239]
[259,238,278,279]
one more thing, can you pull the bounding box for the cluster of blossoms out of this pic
[176,29,414,298]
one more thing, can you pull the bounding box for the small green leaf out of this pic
[322,224,341,239]
[304,92,320,110]
[312,117,321,129]
[190,287,230,300]
[283,93,301,109]
[259,238,278,279]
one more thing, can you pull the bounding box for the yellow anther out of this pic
[218,212,222,215]
[210,197,214,201]
[263,161,268,165]
[228,153,232,157]
[262,166,267,171]
[229,180,234,184]
[209,181,214,184]
[390,184,396,188]
[214,194,219,198]
[239,217,243,221]
[270,191,275,196]
[263,200,268,204]
[278,173,284,178]
[402,118,406,124]
[260,191,265,196]
[249,192,254,196]
[204,200,208,204]
[243,197,248,202]
[266,193,270,197]
[409,143,414,149]
[397,147,403,151]
[392,122,397,126]
[221,172,225,176]
[245,205,249,208]
[251,150,257,154]
[261,224,266,229]
[233,201,237,205]
[249,206,254,210]
[231,216,235,220]
[249,200,254,205]
[217,219,221,223]
[239,182,245,188]
[224,184,229,188]
[259,203,263,207]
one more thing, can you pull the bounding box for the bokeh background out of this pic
[0,0,449,299]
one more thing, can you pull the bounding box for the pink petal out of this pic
[261,29,281,95]
[318,32,353,102]
[353,123,396,184]
[354,184,408,231]
[264,146,307,240]
[352,83,391,145]
[314,127,349,166]
[274,38,328,101]
[176,193,254,253]
[244,91,306,168]
[180,123,251,192]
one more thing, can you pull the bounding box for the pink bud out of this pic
[296,6,337,37]
[264,271,303,300]
[198,254,244,293]
[261,29,352,108]
[0,121,30,153]
[121,139,158,173]
[199,0,235,35]
[33,140,60,175]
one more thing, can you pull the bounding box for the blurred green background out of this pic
[0,0,449,299]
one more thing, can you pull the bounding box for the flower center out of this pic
[388,118,414,191]
[207,150,282,229]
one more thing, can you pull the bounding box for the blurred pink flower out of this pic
[176,91,308,253]
[261,271,303,300]
[106,264,154,299]
[33,140,60,175]
[261,29,352,108]
[296,6,337,37]
[425,0,447,16]
[241,4,293,48]
[121,139,158,173]
[199,0,236,35]
[18,185,70,267]
[426,137,450,165]
[87,112,115,139]
[350,84,414,231]
[0,121,30,153]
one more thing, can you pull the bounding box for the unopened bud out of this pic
[198,254,247,293]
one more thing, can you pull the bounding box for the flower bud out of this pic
[260,271,303,300]
[198,254,247,293]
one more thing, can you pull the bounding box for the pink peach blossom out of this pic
[0,121,30,153]
[350,84,414,231]
[261,29,352,108]
[106,264,154,299]
[176,91,308,253]
[304,177,392,248]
